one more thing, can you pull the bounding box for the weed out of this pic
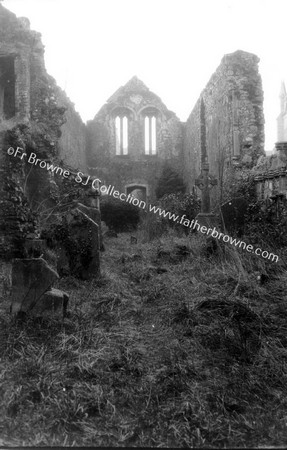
[1,232,287,447]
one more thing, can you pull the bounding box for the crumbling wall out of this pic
[253,142,287,200]
[0,4,87,258]
[183,50,265,207]
[86,76,183,200]
[55,86,87,170]
[0,126,37,258]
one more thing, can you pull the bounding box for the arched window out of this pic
[115,115,128,155]
[144,115,156,155]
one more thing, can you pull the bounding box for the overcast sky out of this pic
[3,0,287,151]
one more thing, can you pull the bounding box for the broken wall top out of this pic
[253,142,287,180]
[187,50,263,122]
[0,4,44,55]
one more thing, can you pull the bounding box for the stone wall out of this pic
[0,3,267,258]
[86,76,183,201]
[0,4,87,258]
[183,50,265,207]
[55,86,87,170]
[253,141,287,200]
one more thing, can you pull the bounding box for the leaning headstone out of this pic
[77,202,101,228]
[31,288,69,318]
[77,202,104,251]
[10,257,59,314]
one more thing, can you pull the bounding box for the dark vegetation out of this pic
[100,196,140,232]
[41,216,95,278]
[226,173,287,249]
[158,192,201,233]
[155,164,186,199]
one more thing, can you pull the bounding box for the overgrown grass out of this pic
[0,232,287,447]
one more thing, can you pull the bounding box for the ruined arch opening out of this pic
[140,106,160,155]
[126,184,148,203]
[115,115,128,155]
[112,106,134,156]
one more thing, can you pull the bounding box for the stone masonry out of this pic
[183,50,265,207]
[86,76,184,202]
[0,4,87,258]
[253,84,287,202]
[0,2,267,258]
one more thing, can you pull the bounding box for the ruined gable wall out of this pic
[183,50,265,207]
[86,78,183,200]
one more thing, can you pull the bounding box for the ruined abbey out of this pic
[86,50,265,206]
[0,3,285,256]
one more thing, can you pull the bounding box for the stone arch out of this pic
[139,106,161,155]
[125,183,149,203]
[110,107,135,156]
[110,105,136,120]
[138,105,162,118]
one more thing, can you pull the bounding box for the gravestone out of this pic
[195,98,218,228]
[10,257,69,317]
[64,206,100,280]
[195,161,218,227]
[77,201,103,249]
[221,197,248,236]
[10,258,58,314]
[31,288,69,318]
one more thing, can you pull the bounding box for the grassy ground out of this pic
[0,231,287,447]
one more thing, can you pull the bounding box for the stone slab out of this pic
[66,208,100,280]
[10,257,59,314]
[31,287,69,318]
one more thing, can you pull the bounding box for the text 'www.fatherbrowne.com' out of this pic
[7,146,279,263]
[148,204,279,263]
[97,183,279,263]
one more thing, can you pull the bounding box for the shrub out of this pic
[227,173,287,248]
[158,192,201,233]
[155,165,186,199]
[100,196,140,232]
[138,212,167,243]
[245,197,287,248]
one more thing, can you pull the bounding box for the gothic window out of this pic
[144,115,156,155]
[115,115,128,155]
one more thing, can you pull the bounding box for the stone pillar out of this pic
[195,98,218,228]
[14,51,30,121]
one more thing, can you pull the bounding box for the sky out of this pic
[3,0,287,151]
